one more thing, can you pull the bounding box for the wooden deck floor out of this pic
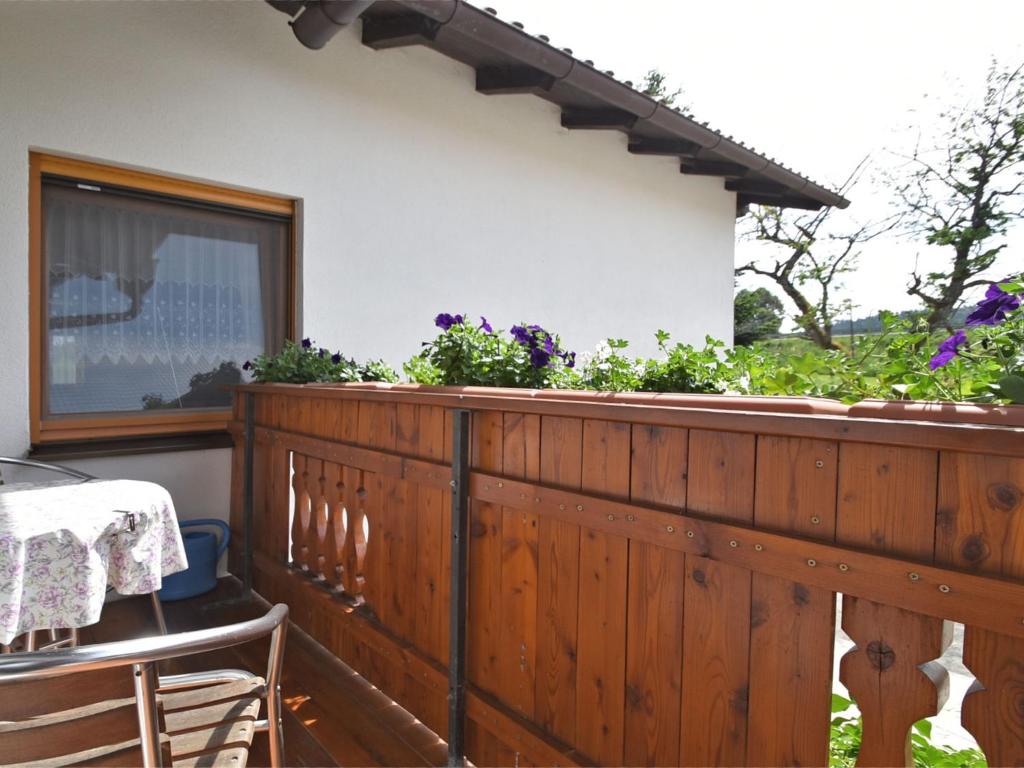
[82,579,448,768]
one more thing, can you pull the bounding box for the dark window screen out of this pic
[42,178,289,416]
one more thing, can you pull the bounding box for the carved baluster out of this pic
[836,444,948,767]
[340,466,367,604]
[308,459,327,581]
[935,452,1024,765]
[840,600,950,766]
[322,461,345,590]
[290,454,311,570]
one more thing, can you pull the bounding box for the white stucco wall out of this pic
[0,2,736,517]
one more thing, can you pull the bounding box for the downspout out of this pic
[284,0,377,50]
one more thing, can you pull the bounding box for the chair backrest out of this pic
[0,604,288,768]
[0,665,171,767]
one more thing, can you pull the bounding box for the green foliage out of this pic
[251,277,1023,408]
[639,68,684,109]
[828,694,987,768]
[734,288,785,345]
[246,339,397,384]
[404,317,574,389]
[637,332,726,394]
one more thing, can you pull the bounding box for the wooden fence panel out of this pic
[231,387,1024,768]
[535,415,583,746]
[836,444,948,768]
[498,412,541,718]
[576,419,631,766]
[624,425,687,767]
[679,430,755,767]
[469,411,504,704]
[747,436,838,767]
[936,451,1024,765]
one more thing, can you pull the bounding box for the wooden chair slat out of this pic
[169,718,259,761]
[0,697,144,765]
[0,666,134,719]
[161,677,264,712]
[172,746,251,768]
[13,735,172,768]
[164,691,262,736]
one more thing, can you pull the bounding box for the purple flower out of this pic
[564,351,576,369]
[479,316,493,333]
[318,348,327,359]
[529,347,552,369]
[242,360,252,371]
[331,353,342,364]
[929,330,968,370]
[435,313,465,331]
[301,338,312,348]
[966,282,1020,327]
[510,325,532,346]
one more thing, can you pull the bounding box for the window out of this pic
[29,153,295,444]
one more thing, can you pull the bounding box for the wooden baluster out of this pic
[341,466,367,604]
[290,454,311,570]
[836,444,948,768]
[307,459,327,581]
[935,451,1024,765]
[322,461,345,590]
[841,601,950,766]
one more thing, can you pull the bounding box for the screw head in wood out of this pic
[807,559,817,567]
[607,514,615,521]
[497,482,504,488]
[838,563,849,571]
[666,525,675,533]
[686,530,695,538]
[939,584,951,593]
[534,497,540,503]
[811,516,821,524]
[815,460,824,468]
[754,544,763,551]
[577,504,584,512]
[908,572,920,581]
[627,514,635,522]
[559,504,565,510]
[729,540,738,548]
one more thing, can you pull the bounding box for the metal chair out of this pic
[0,603,288,767]
[0,456,169,650]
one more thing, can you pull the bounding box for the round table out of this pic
[0,478,187,645]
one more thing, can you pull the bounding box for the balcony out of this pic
[208,382,1024,767]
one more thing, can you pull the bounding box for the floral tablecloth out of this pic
[0,479,187,645]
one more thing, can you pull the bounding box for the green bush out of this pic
[244,339,397,384]
[245,276,1022,406]
[829,694,986,768]
[404,314,575,389]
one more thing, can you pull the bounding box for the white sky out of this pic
[496,0,1024,322]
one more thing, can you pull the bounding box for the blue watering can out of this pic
[158,519,230,602]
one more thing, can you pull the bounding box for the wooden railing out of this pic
[228,384,1024,767]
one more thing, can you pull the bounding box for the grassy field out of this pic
[757,334,879,355]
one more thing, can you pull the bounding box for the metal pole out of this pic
[133,662,163,767]
[447,409,471,768]
[242,391,256,598]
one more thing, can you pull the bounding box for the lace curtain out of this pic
[43,180,288,414]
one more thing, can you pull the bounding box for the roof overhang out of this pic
[269,0,850,212]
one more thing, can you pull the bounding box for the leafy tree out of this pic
[736,163,896,350]
[888,60,1024,331]
[734,287,784,345]
[640,69,684,109]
